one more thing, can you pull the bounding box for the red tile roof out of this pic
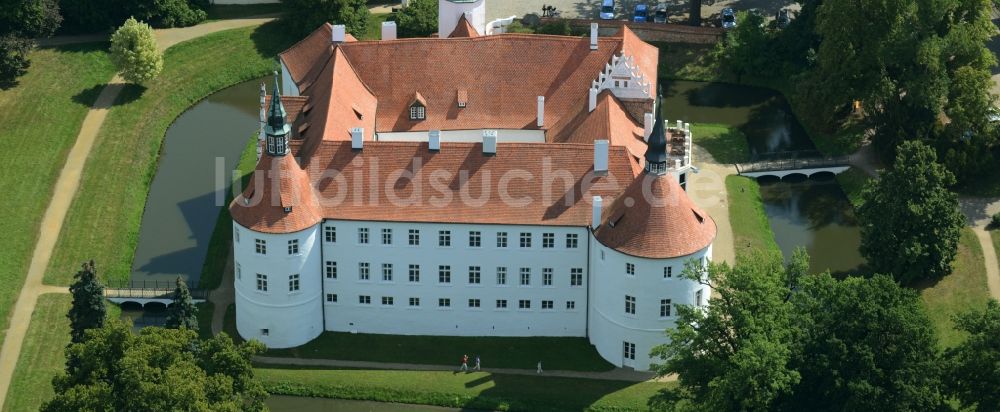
[594,172,716,258]
[449,14,480,38]
[231,154,323,234]
[549,90,647,159]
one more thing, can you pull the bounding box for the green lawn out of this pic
[3,295,121,412]
[0,43,115,347]
[726,175,781,259]
[919,228,992,348]
[258,367,673,412]
[43,22,299,286]
[834,167,871,208]
[205,3,284,21]
[654,42,720,82]
[265,332,614,372]
[689,123,750,164]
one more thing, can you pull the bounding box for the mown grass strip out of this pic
[725,175,780,260]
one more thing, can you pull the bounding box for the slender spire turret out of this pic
[265,73,291,156]
[644,89,667,175]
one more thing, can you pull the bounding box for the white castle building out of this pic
[229,1,716,371]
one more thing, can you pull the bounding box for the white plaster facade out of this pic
[438,0,486,38]
[376,129,545,143]
[233,217,711,370]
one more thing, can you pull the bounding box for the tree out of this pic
[43,320,268,411]
[394,0,436,38]
[649,251,804,411]
[782,274,945,411]
[856,140,965,284]
[943,300,1000,411]
[280,0,369,38]
[714,11,771,83]
[688,0,700,26]
[165,277,199,330]
[0,0,61,87]
[940,66,998,181]
[110,17,163,83]
[67,260,106,343]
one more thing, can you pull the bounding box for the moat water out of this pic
[129,76,270,285]
[663,81,864,273]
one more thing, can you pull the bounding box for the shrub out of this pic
[280,0,369,38]
[141,0,207,28]
[535,20,570,35]
[0,36,33,87]
[110,17,163,83]
[991,212,1000,229]
[394,0,436,38]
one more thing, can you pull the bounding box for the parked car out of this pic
[633,4,648,22]
[775,9,791,28]
[721,7,736,29]
[653,3,668,23]
[599,0,615,20]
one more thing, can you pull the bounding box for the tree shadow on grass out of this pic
[249,20,302,61]
[72,83,145,108]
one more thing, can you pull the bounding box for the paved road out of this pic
[0,17,275,411]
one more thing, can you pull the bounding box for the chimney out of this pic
[482,130,497,155]
[351,127,363,150]
[644,112,654,140]
[594,139,609,175]
[592,196,603,228]
[537,96,545,127]
[381,21,397,40]
[428,130,441,151]
[588,88,598,112]
[590,23,598,50]
[332,24,346,43]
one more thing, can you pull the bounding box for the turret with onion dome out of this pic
[594,92,715,259]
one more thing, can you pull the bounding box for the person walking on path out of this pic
[460,354,469,371]
[537,361,543,374]
[474,355,481,371]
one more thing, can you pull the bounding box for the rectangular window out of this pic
[236,263,241,280]
[566,233,578,248]
[468,266,481,284]
[664,266,672,278]
[358,228,369,244]
[288,274,300,292]
[438,230,451,247]
[625,295,636,315]
[261,329,269,336]
[324,226,336,242]
[359,262,370,280]
[519,232,532,248]
[287,239,299,255]
[570,268,583,286]
[542,233,554,248]
[325,261,337,279]
[382,296,394,306]
[409,105,425,120]
[234,227,240,243]
[496,299,508,309]
[255,239,266,255]
[496,232,508,248]
[256,273,267,291]
[518,299,531,309]
[438,265,451,283]
[469,231,481,247]
[382,228,392,245]
[624,342,636,360]
[438,298,451,307]
[541,300,554,309]
[359,295,371,305]
[660,299,672,317]
[408,264,420,282]
[326,293,337,302]
[626,262,635,276]
[496,267,507,285]
[542,268,553,286]
[408,229,420,245]
[468,298,481,308]
[519,268,531,286]
[409,297,420,306]
[696,290,704,307]
[382,263,393,281]
[566,301,576,310]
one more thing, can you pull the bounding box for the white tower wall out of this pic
[438,0,486,38]
[233,222,324,348]
[587,238,712,370]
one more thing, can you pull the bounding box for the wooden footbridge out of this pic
[104,280,207,307]
[736,151,852,178]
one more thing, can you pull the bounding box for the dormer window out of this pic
[457,89,468,108]
[409,104,425,120]
[284,206,292,213]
